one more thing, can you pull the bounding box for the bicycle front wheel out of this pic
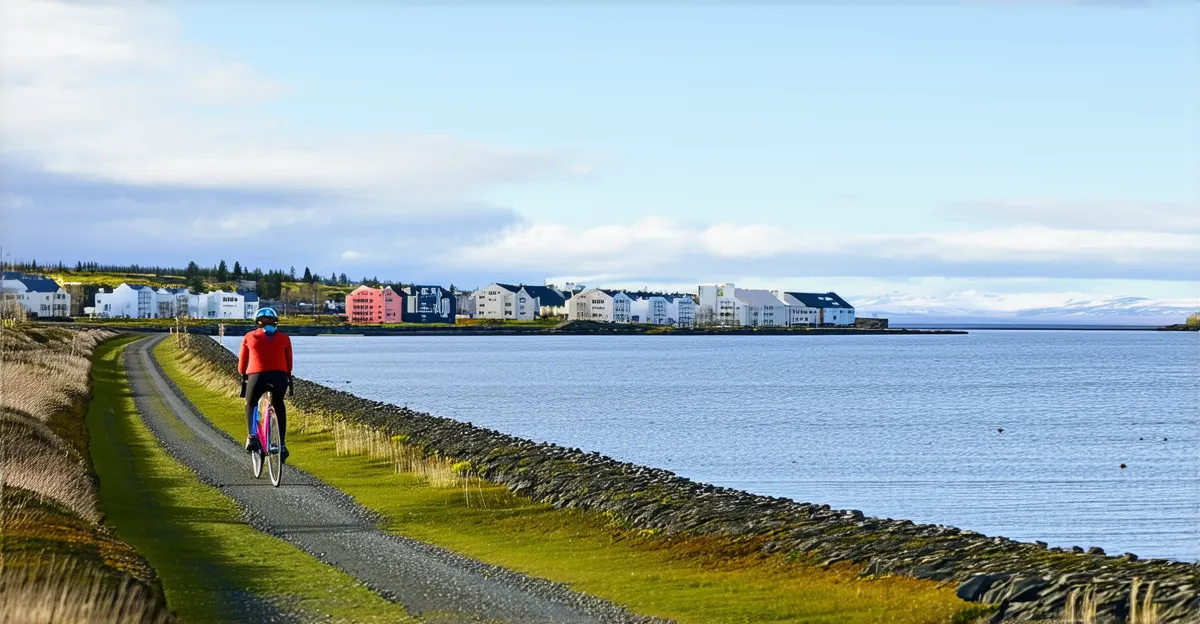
[266,408,282,487]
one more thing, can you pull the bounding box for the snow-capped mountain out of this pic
[854,293,1199,326]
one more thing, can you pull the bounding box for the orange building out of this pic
[345,285,404,324]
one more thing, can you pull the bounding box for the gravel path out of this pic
[126,335,666,624]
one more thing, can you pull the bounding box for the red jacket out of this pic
[238,329,293,376]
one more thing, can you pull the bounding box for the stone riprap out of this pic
[185,335,1198,623]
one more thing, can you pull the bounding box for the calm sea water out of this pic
[225,331,1199,561]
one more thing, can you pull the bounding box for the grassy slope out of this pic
[87,336,414,623]
[156,338,987,624]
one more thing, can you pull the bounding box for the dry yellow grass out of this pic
[0,556,171,624]
[2,329,173,622]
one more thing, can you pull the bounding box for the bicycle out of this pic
[240,376,293,487]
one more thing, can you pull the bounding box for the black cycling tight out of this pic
[245,371,288,445]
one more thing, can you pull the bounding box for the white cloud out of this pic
[0,0,585,197]
[341,250,364,260]
[455,219,1200,277]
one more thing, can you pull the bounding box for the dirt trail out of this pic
[126,335,660,624]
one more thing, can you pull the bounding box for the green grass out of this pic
[156,339,986,624]
[87,336,415,623]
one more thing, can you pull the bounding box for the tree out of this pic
[217,260,228,282]
[302,267,312,283]
[232,261,242,280]
[289,266,296,281]
[187,273,205,294]
[339,272,348,285]
[1187,313,1200,329]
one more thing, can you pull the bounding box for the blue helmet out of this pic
[255,307,279,321]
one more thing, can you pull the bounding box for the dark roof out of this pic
[599,289,628,298]
[19,278,63,293]
[521,285,566,306]
[165,287,190,295]
[125,284,153,291]
[624,291,693,302]
[238,289,259,302]
[493,283,522,293]
[785,292,853,309]
[1,272,25,280]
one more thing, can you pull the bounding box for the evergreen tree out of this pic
[232,261,242,280]
[216,260,228,281]
[289,266,296,281]
[187,273,205,294]
[302,266,312,283]
[185,261,199,279]
[339,272,348,285]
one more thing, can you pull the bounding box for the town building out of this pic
[566,288,632,323]
[734,288,790,327]
[697,283,741,326]
[454,290,477,319]
[401,285,455,324]
[0,272,71,318]
[475,283,539,320]
[627,292,698,327]
[521,285,568,318]
[345,285,403,324]
[777,291,856,326]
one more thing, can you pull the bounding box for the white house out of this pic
[194,290,259,319]
[697,283,742,326]
[475,283,541,320]
[0,273,70,318]
[566,288,632,323]
[777,291,856,326]
[95,284,157,318]
[734,289,790,327]
[628,292,697,327]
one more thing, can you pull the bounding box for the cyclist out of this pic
[238,307,293,462]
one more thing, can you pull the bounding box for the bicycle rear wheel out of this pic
[265,398,282,487]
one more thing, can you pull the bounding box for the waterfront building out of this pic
[627,292,698,327]
[697,283,742,326]
[566,288,632,323]
[475,283,539,320]
[455,290,477,319]
[1,272,71,318]
[777,291,856,326]
[401,285,456,324]
[521,285,568,318]
[733,289,790,327]
[345,285,404,324]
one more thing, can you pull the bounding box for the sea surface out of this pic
[224,331,1199,561]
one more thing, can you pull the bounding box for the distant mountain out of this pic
[854,294,1200,327]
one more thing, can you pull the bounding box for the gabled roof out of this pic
[492,283,522,293]
[1,272,25,280]
[734,289,786,307]
[19,278,63,293]
[521,285,566,306]
[165,287,190,295]
[785,292,853,309]
[599,289,628,298]
[238,289,259,302]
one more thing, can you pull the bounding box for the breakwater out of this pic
[181,334,1197,623]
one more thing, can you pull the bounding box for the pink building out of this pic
[345,286,404,324]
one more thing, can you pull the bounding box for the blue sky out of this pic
[0,1,1196,317]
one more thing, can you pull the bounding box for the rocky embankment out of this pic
[187,335,1197,623]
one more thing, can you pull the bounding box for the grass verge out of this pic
[88,336,414,623]
[156,337,988,624]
